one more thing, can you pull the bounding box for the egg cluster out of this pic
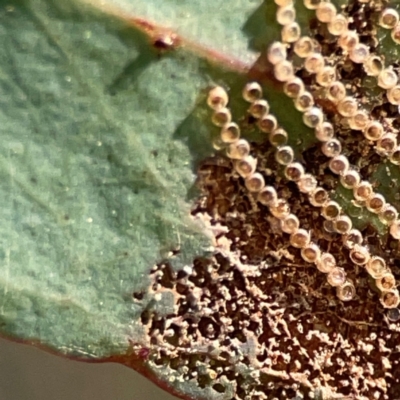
[206,0,400,311]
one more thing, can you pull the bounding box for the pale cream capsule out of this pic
[340,169,360,189]
[303,107,324,128]
[336,280,356,301]
[387,85,400,105]
[376,273,396,291]
[270,198,291,219]
[321,138,342,158]
[207,86,229,110]
[326,81,346,103]
[380,290,400,309]
[281,22,301,43]
[327,14,348,36]
[297,174,318,193]
[364,55,384,77]
[235,155,257,178]
[304,0,321,10]
[348,110,369,130]
[321,200,341,220]
[338,31,359,51]
[220,122,240,143]
[366,256,389,279]
[280,213,300,234]
[274,60,295,82]
[304,53,325,74]
[389,146,400,165]
[349,245,370,265]
[212,107,232,127]
[333,215,352,234]
[327,267,347,287]
[267,42,287,66]
[329,155,349,175]
[245,172,265,192]
[276,5,296,25]
[316,2,337,23]
[269,128,288,147]
[284,162,305,181]
[227,139,250,159]
[309,187,329,207]
[275,146,295,165]
[337,97,358,117]
[363,121,384,141]
[283,77,305,98]
[353,181,373,201]
[390,219,400,239]
[293,36,314,58]
[274,0,293,5]
[290,229,311,248]
[316,252,336,273]
[366,193,386,214]
[342,229,363,249]
[316,66,336,87]
[243,82,263,102]
[349,43,369,64]
[379,8,399,29]
[376,133,397,155]
[301,243,321,263]
[294,91,315,111]
[315,122,334,141]
[258,114,278,133]
[248,99,270,119]
[391,24,400,45]
[379,205,399,225]
[378,68,398,89]
[258,186,278,207]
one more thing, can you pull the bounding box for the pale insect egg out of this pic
[274,0,294,5]
[391,24,400,45]
[242,82,263,102]
[336,280,356,301]
[281,22,301,43]
[321,200,341,220]
[274,60,295,82]
[301,243,321,263]
[280,213,300,234]
[349,43,369,64]
[321,138,342,158]
[258,186,278,207]
[293,36,314,58]
[207,86,229,110]
[283,77,305,98]
[303,0,322,10]
[353,181,373,201]
[340,169,360,189]
[342,229,363,249]
[363,121,384,141]
[379,205,399,225]
[366,256,389,279]
[364,55,384,77]
[337,97,358,117]
[220,122,240,143]
[276,5,296,25]
[316,66,336,87]
[258,114,278,133]
[248,99,270,119]
[284,162,305,182]
[329,155,349,175]
[378,68,398,89]
[290,229,311,248]
[211,107,232,127]
[348,110,369,130]
[275,145,295,165]
[316,2,337,23]
[376,273,396,291]
[315,122,334,141]
[326,81,346,103]
[387,308,400,322]
[234,155,257,178]
[297,174,318,194]
[294,91,314,112]
[379,8,399,29]
[333,215,352,234]
[327,14,348,36]
[387,85,400,105]
[376,133,397,155]
[366,193,386,214]
[267,42,287,66]
[316,252,336,273]
[380,290,400,309]
[226,139,250,160]
[270,198,291,219]
[389,146,400,165]
[303,107,324,128]
[323,220,335,233]
[390,219,400,240]
[269,127,288,147]
[349,245,370,266]
[245,172,265,192]
[338,31,359,51]
[309,187,328,207]
[304,52,325,74]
